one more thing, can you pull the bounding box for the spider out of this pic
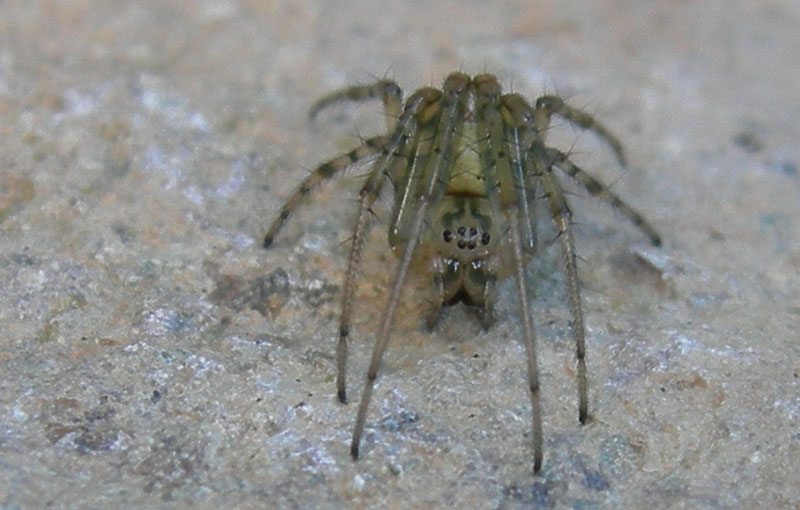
[262,72,661,473]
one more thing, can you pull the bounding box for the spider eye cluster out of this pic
[442,226,491,250]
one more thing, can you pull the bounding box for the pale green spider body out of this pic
[264,72,660,472]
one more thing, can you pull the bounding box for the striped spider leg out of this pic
[262,72,661,473]
[263,77,409,407]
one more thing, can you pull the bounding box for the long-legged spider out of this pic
[263,72,661,473]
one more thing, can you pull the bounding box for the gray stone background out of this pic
[1,0,798,508]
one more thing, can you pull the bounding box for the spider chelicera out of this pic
[263,72,661,473]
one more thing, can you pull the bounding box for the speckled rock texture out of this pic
[1,1,798,508]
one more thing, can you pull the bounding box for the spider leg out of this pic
[534,95,627,168]
[475,74,543,473]
[309,79,403,131]
[387,110,434,251]
[351,74,469,459]
[526,139,590,426]
[503,94,541,253]
[336,103,421,404]
[262,136,386,248]
[547,149,662,246]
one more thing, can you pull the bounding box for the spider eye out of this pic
[469,227,477,237]
[457,240,466,250]
[457,226,466,236]
[481,232,491,245]
[467,241,476,250]
[443,230,453,243]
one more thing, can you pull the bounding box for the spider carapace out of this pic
[263,72,661,473]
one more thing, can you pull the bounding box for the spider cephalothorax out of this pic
[263,72,661,472]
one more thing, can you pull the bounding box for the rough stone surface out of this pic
[1,1,798,508]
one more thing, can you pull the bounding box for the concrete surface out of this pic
[1,0,798,508]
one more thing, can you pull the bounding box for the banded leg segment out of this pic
[502,94,541,253]
[351,75,469,459]
[527,140,590,425]
[336,101,424,403]
[511,94,660,246]
[534,95,627,168]
[263,136,386,247]
[387,119,434,250]
[547,149,662,246]
[475,74,544,473]
[309,79,403,131]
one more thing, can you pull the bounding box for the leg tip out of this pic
[350,443,360,460]
[478,309,495,331]
[263,237,273,249]
[533,456,542,474]
[337,389,347,404]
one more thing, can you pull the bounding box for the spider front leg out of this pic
[475,74,544,472]
[351,74,469,460]
[335,100,424,404]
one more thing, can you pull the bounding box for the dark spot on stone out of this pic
[112,222,135,243]
[584,469,610,491]
[503,482,554,508]
[733,131,764,153]
[779,160,798,176]
[9,252,38,266]
[209,268,291,318]
[380,409,419,432]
